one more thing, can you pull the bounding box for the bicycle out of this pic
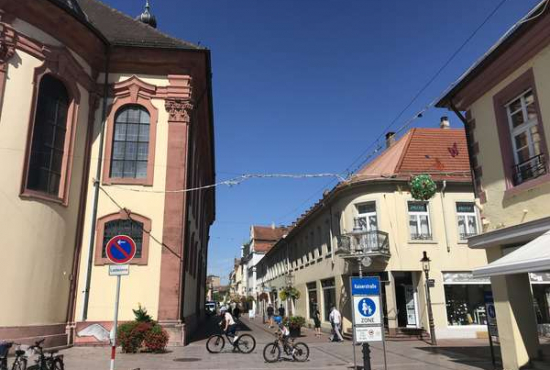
[0,342,27,370]
[206,324,256,354]
[26,339,64,370]
[262,332,309,363]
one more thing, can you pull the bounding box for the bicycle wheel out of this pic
[11,358,27,370]
[51,358,63,370]
[206,335,225,353]
[292,342,309,362]
[235,334,256,354]
[262,343,280,363]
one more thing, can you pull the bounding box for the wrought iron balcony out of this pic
[513,153,547,185]
[335,229,390,259]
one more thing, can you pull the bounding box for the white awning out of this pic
[473,231,550,278]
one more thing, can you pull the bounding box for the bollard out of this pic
[362,343,371,370]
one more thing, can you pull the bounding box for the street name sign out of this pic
[109,264,129,276]
[350,276,383,343]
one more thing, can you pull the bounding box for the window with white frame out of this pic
[506,89,546,185]
[355,202,378,231]
[456,203,478,241]
[408,201,432,240]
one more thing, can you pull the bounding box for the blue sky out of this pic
[106,0,540,283]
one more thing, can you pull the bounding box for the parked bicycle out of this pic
[262,332,309,363]
[0,342,27,370]
[26,339,64,370]
[206,324,256,354]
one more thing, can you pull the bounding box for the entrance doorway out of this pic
[394,272,419,328]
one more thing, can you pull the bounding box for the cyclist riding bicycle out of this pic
[219,306,239,344]
[273,315,293,353]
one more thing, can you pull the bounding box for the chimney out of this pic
[440,116,450,129]
[385,132,396,148]
[271,222,275,229]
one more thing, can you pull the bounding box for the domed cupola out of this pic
[136,0,157,28]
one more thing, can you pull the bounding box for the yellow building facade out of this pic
[437,3,550,369]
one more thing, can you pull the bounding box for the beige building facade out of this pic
[258,127,491,340]
[0,0,214,347]
[437,2,550,369]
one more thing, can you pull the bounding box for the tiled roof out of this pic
[62,0,201,50]
[252,225,290,242]
[354,128,471,182]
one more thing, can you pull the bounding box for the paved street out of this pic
[57,316,512,370]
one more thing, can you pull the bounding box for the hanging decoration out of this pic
[409,174,437,200]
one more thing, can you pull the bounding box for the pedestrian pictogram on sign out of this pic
[358,298,376,317]
[106,235,137,264]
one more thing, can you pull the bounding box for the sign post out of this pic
[484,292,498,368]
[350,276,387,370]
[105,235,137,370]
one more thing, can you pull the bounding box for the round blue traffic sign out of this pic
[358,298,376,317]
[106,235,137,264]
[487,304,496,319]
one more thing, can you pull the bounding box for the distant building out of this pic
[258,125,490,339]
[229,258,244,297]
[241,225,290,302]
[207,275,221,290]
[437,2,550,368]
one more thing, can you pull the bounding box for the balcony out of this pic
[513,153,547,186]
[335,229,390,259]
[410,232,433,241]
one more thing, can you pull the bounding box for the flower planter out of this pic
[289,327,301,337]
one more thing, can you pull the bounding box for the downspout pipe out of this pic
[81,48,111,321]
[449,100,479,197]
[440,180,451,253]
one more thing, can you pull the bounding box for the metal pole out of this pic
[424,270,437,346]
[488,327,496,368]
[110,275,121,370]
[357,262,372,370]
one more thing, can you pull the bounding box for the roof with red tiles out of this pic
[251,225,291,253]
[354,128,471,182]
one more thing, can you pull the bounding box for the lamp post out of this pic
[421,251,437,346]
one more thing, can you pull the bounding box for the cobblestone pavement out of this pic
[58,316,509,370]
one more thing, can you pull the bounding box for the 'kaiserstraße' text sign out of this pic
[350,276,383,343]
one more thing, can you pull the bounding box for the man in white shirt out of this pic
[329,306,344,342]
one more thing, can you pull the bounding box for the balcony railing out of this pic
[336,229,390,259]
[410,232,432,241]
[513,153,547,186]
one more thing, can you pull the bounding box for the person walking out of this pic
[329,306,343,342]
[267,304,275,328]
[313,304,322,337]
[278,304,285,318]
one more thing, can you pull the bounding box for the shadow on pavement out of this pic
[416,345,501,370]
[188,316,254,344]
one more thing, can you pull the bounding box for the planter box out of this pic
[289,327,301,337]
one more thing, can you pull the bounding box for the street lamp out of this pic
[421,251,437,345]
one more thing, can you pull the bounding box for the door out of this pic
[405,286,418,327]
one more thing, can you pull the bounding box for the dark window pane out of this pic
[110,105,150,179]
[27,74,69,195]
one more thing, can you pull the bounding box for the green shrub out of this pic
[133,304,154,323]
[117,321,153,353]
[284,316,306,329]
[143,325,169,353]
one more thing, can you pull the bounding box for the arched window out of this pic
[110,105,150,179]
[27,75,70,195]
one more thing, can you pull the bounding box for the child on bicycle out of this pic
[273,315,293,353]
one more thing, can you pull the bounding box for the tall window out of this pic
[27,75,70,195]
[408,201,432,240]
[102,219,144,259]
[355,202,378,231]
[506,89,546,184]
[322,278,336,321]
[456,203,478,240]
[110,105,150,179]
[307,282,318,319]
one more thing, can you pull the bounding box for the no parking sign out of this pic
[105,235,136,264]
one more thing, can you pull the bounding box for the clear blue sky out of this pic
[106,0,539,283]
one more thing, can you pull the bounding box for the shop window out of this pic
[26,75,70,197]
[456,202,479,241]
[533,283,550,325]
[321,278,336,321]
[443,272,491,326]
[408,201,432,240]
[307,282,318,319]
